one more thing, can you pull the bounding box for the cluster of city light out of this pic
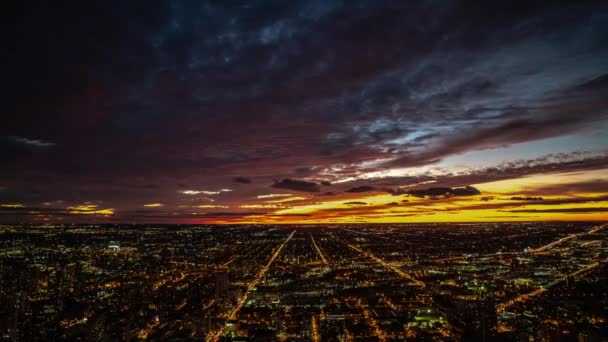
[347,244,425,287]
[209,230,296,341]
[495,223,608,314]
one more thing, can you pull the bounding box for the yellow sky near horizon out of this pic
[225,168,608,224]
[5,169,606,224]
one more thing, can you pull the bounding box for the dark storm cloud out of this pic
[439,195,608,212]
[452,186,482,196]
[510,196,544,201]
[384,188,409,196]
[272,178,320,192]
[233,177,252,184]
[345,186,376,193]
[265,213,311,217]
[505,208,608,214]
[3,1,608,221]
[528,195,608,206]
[408,186,480,198]
[530,179,608,195]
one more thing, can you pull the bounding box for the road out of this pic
[346,243,425,287]
[310,233,329,266]
[208,230,296,341]
[496,258,606,314]
[432,223,608,263]
[529,223,607,254]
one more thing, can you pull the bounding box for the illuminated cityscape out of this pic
[1,222,607,341]
[3,1,608,341]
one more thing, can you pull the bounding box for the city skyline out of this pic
[3,1,608,223]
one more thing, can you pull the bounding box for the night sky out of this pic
[3,1,608,223]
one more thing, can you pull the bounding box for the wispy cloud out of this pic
[193,204,229,209]
[66,205,114,216]
[12,136,55,147]
[265,196,307,203]
[256,193,294,199]
[272,179,320,192]
[0,203,25,208]
[179,189,232,195]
